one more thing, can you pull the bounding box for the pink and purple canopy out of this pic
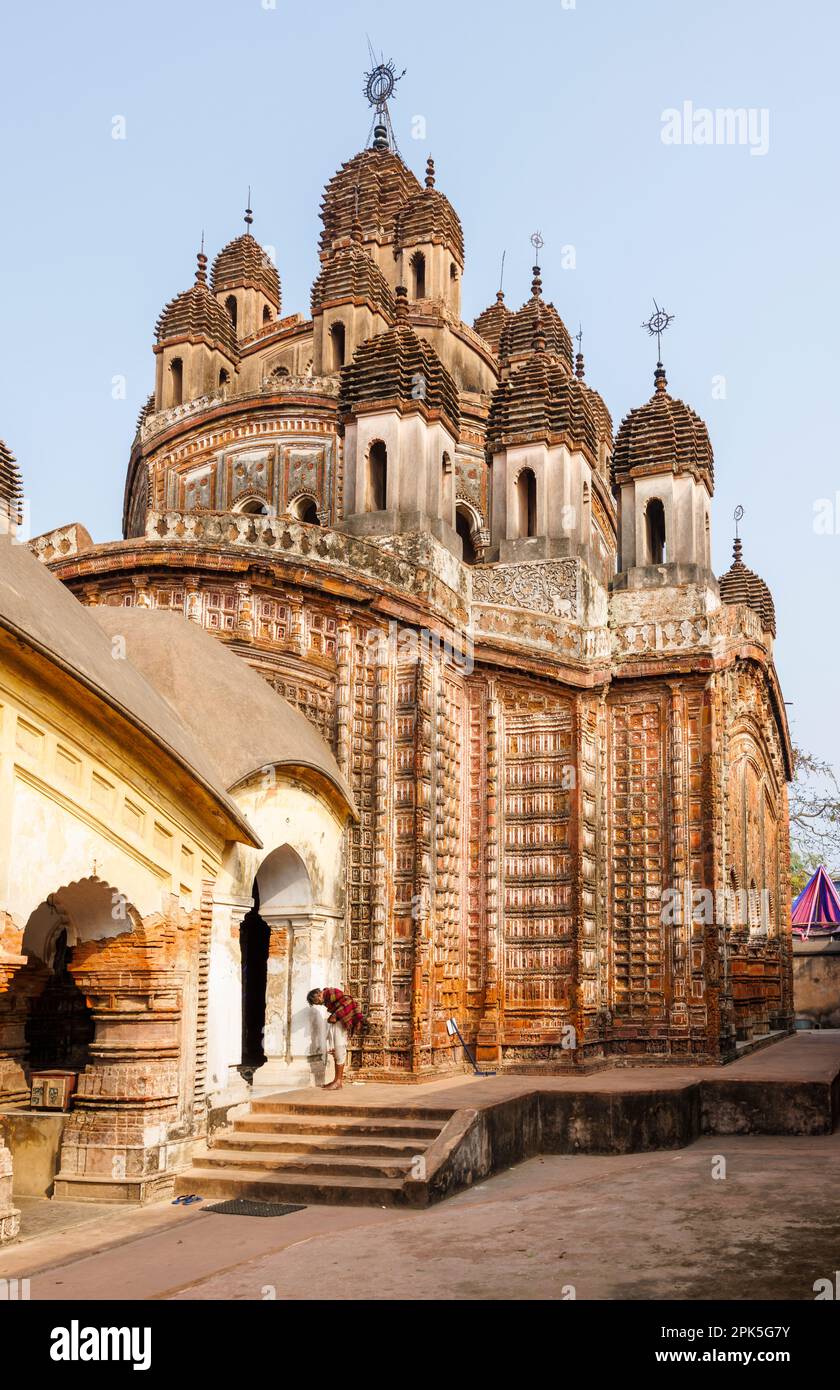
[791,865,840,938]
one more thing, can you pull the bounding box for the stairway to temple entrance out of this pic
[176,1095,456,1207]
[175,1034,840,1210]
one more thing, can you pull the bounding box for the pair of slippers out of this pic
[171,1193,203,1206]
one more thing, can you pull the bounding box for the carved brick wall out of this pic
[52,546,793,1076]
[608,692,669,1033]
[499,685,576,1063]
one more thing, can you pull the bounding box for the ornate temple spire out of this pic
[425,156,435,189]
[244,189,253,230]
[719,507,777,635]
[575,325,585,379]
[195,237,208,285]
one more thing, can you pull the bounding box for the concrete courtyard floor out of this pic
[1,1127,838,1300]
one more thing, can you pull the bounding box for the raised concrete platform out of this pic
[175,1032,840,1208]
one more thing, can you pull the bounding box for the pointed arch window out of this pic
[329,321,346,370]
[516,468,537,538]
[456,505,477,565]
[367,441,388,512]
[646,498,666,564]
[225,295,238,332]
[170,357,183,407]
[410,251,426,299]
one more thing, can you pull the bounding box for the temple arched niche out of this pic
[726,726,784,937]
[724,719,787,1040]
[455,501,483,565]
[0,876,142,1108]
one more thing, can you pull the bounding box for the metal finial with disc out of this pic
[732,504,745,563]
[363,43,406,152]
[530,230,544,267]
[642,299,675,362]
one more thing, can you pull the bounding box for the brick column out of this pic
[475,679,501,1064]
[0,952,47,1106]
[54,915,196,1202]
[0,1136,19,1243]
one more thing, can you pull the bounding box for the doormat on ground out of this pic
[205,1199,307,1217]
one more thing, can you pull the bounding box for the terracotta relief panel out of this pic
[499,686,575,1050]
[608,694,669,1023]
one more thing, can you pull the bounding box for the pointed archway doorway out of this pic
[239,844,333,1092]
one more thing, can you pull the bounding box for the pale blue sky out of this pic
[1,0,838,766]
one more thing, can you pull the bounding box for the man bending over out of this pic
[307,986,364,1089]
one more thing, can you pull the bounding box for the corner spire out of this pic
[574,324,585,379]
[196,235,208,285]
[244,188,253,230]
[425,156,436,189]
[394,284,409,321]
[529,231,544,298]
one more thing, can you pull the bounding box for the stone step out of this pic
[218,1130,432,1158]
[234,1112,442,1139]
[175,1166,408,1207]
[251,1098,453,1123]
[197,1145,414,1180]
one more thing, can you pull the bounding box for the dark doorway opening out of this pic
[240,894,270,1074]
[646,498,666,564]
[456,507,477,564]
[25,929,94,1073]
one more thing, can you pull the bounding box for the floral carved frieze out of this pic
[612,615,711,656]
[470,558,579,620]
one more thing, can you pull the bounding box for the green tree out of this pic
[789,747,840,892]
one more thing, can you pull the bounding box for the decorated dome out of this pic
[311,228,395,318]
[718,536,776,635]
[573,345,613,461]
[0,439,23,527]
[156,251,239,358]
[612,367,714,491]
[319,146,422,253]
[211,227,280,308]
[499,267,574,369]
[474,291,512,355]
[487,320,602,460]
[394,157,464,264]
[340,286,460,434]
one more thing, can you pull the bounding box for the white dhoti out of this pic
[326,1019,348,1065]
